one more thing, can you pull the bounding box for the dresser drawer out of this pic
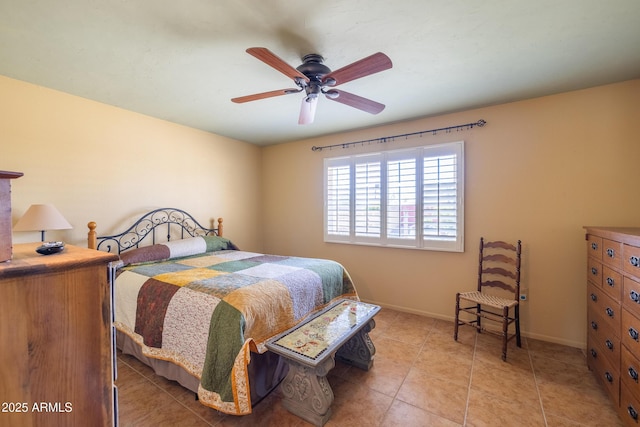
[622,346,640,403]
[625,245,640,280]
[588,235,603,261]
[624,276,640,319]
[620,383,640,426]
[623,309,640,357]
[587,338,599,372]
[603,239,624,270]
[603,265,624,302]
[587,334,612,375]
[589,351,620,407]
[588,309,621,371]
[588,258,603,287]
[589,282,622,335]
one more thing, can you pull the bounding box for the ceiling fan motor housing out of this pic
[296,54,331,80]
[297,54,336,99]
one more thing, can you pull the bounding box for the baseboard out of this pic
[361,298,586,350]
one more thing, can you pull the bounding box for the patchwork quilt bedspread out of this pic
[113,236,357,415]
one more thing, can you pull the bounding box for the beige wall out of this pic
[1,75,263,251]
[4,73,639,349]
[261,79,640,348]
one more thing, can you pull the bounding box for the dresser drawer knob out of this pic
[606,339,614,350]
[629,367,639,382]
[629,405,639,421]
[590,348,598,358]
[630,327,640,341]
[605,371,613,383]
[606,248,615,258]
[591,321,598,330]
[591,293,598,302]
[606,307,614,318]
[606,277,615,287]
[631,256,640,268]
[591,267,598,276]
[631,290,640,303]
[591,242,598,250]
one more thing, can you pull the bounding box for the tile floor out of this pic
[116,307,622,426]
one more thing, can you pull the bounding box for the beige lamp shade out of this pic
[13,204,72,241]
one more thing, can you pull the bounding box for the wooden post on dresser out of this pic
[0,243,119,427]
[0,170,23,262]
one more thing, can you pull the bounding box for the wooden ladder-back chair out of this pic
[454,237,522,361]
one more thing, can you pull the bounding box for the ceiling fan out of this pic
[231,47,393,124]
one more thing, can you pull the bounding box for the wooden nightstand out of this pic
[0,243,118,427]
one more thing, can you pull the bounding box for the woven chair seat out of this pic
[458,291,518,310]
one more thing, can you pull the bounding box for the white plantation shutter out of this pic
[387,156,417,240]
[324,141,463,252]
[423,154,458,240]
[354,160,382,238]
[326,161,351,237]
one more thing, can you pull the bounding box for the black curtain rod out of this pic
[311,119,486,152]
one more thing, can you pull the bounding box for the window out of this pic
[324,141,464,252]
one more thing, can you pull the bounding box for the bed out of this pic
[87,208,358,415]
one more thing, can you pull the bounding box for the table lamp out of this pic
[13,204,72,242]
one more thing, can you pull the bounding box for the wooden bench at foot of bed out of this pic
[266,299,380,427]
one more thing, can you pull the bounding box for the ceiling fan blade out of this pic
[231,88,300,103]
[246,47,310,83]
[322,52,392,86]
[325,90,385,114]
[298,96,318,125]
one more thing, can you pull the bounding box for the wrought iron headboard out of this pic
[87,208,223,254]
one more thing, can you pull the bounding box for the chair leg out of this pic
[454,293,460,341]
[476,303,482,333]
[515,305,522,348]
[501,306,509,361]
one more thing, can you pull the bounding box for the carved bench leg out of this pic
[280,356,335,427]
[336,319,376,370]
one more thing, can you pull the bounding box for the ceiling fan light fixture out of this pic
[298,96,318,125]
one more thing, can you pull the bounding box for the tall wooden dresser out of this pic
[0,243,118,427]
[585,227,640,426]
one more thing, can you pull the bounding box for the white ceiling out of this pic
[1,1,639,146]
